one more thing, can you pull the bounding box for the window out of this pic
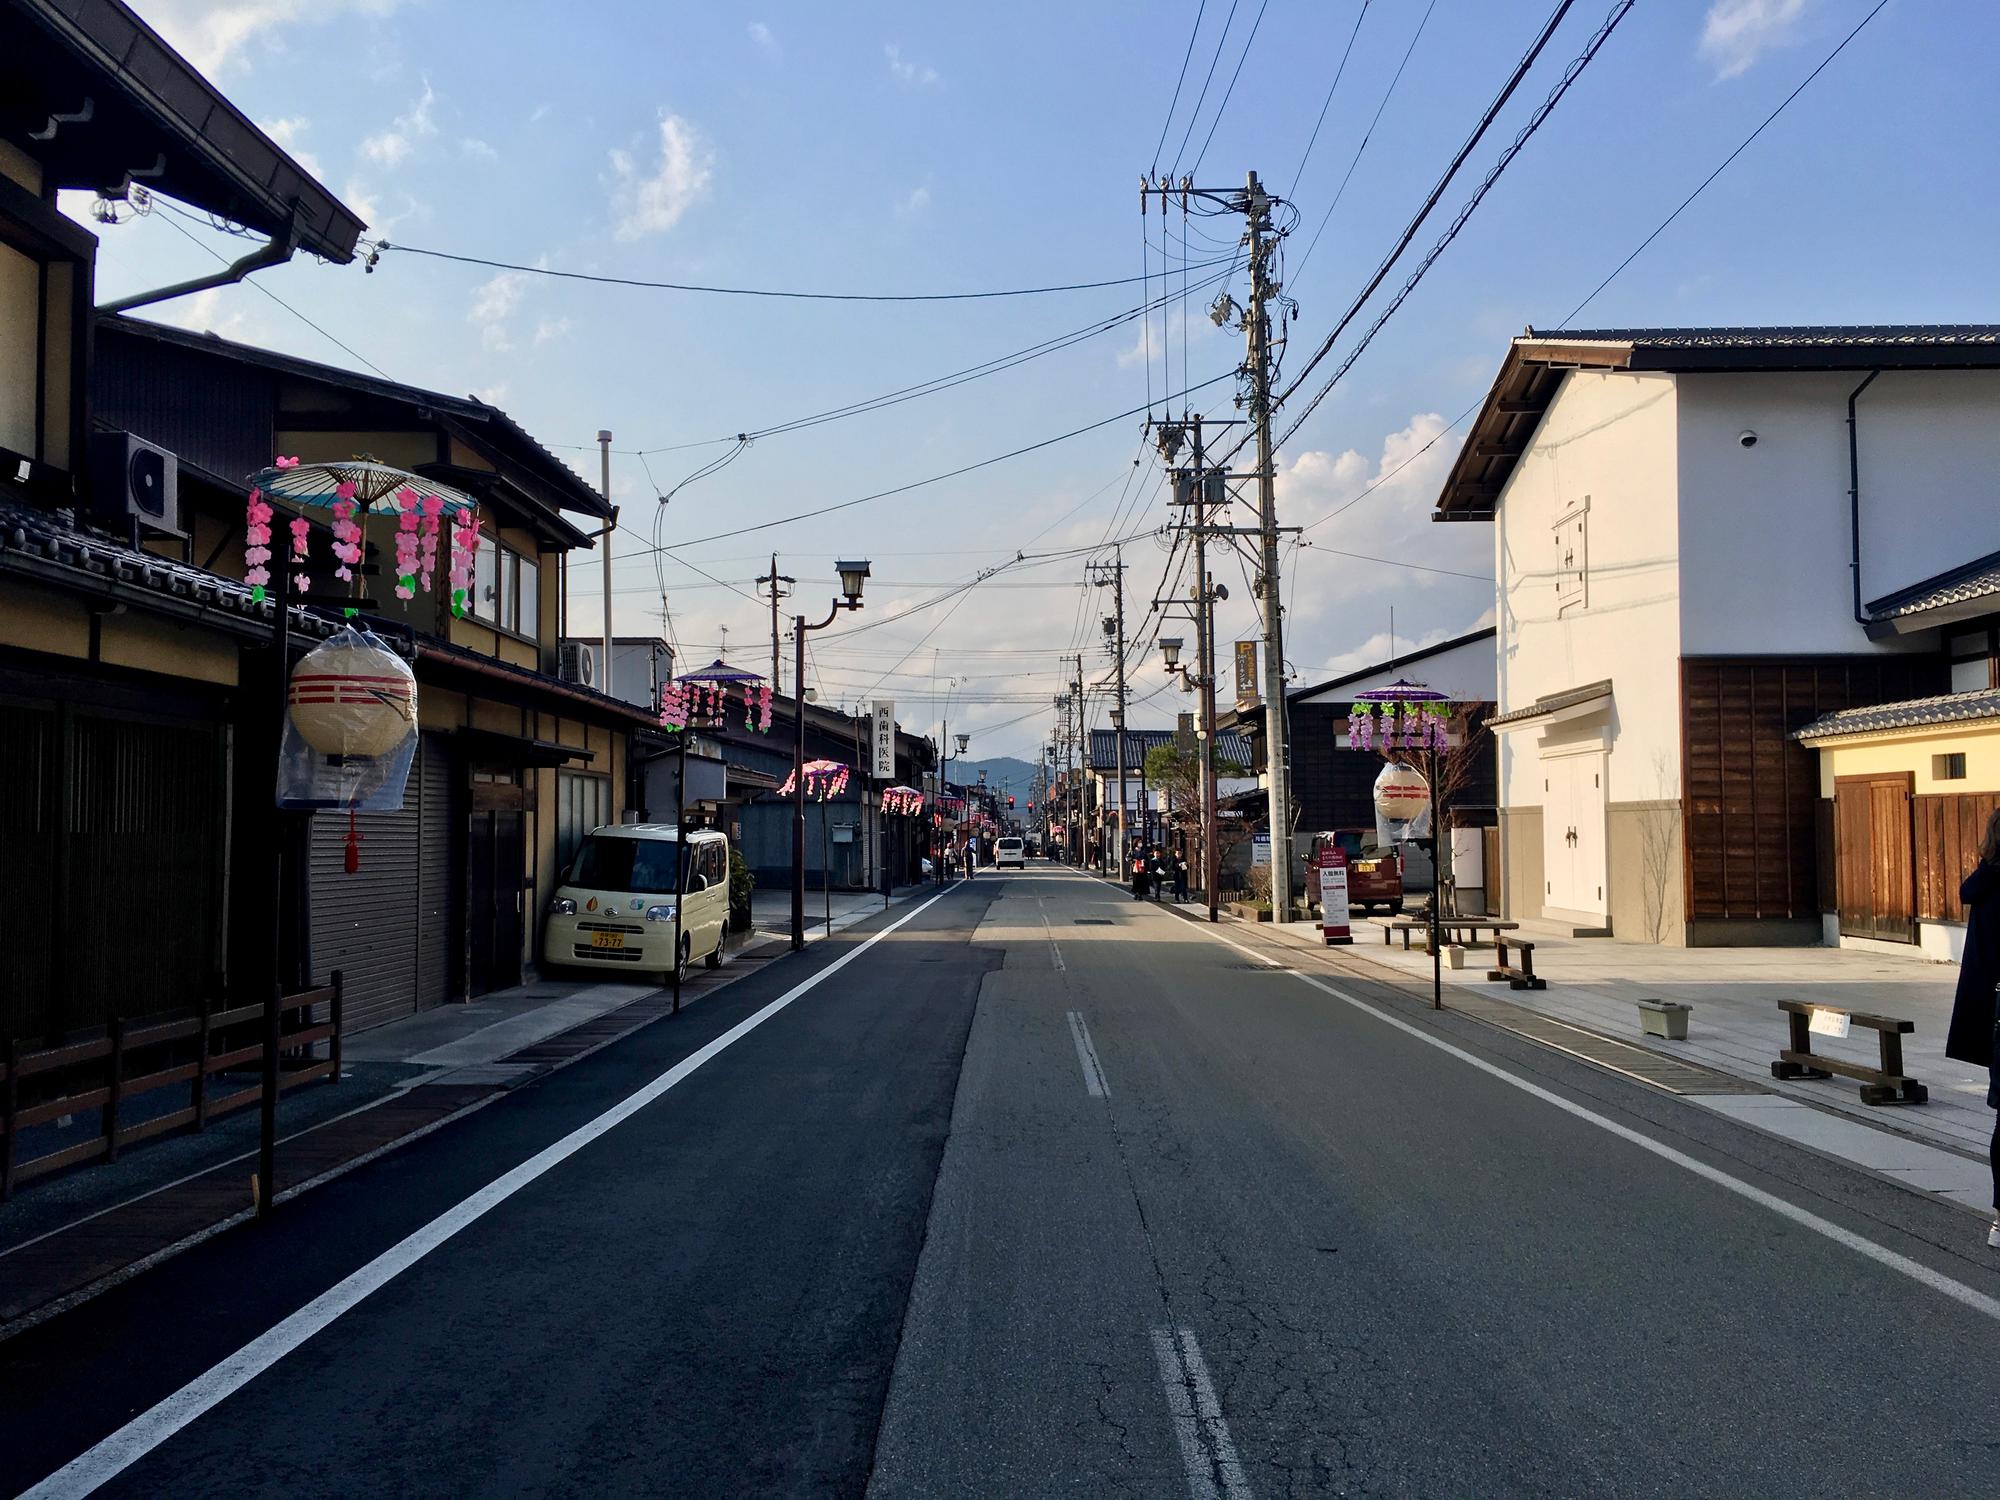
[556,770,611,870]
[1947,624,1996,693]
[472,536,543,637]
[569,833,684,895]
[1933,753,1967,781]
[1553,500,1588,614]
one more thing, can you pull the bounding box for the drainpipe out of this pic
[1847,369,1880,624]
[98,209,302,315]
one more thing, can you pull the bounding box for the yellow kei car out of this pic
[544,824,731,984]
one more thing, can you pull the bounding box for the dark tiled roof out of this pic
[1087,726,1252,771]
[1866,549,2000,622]
[1436,324,2000,521]
[1534,325,2000,352]
[0,495,350,646]
[1488,679,1613,729]
[1794,687,2000,741]
[1290,626,1496,704]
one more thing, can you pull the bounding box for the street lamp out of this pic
[1159,637,1184,672]
[792,561,869,949]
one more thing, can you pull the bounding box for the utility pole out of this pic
[1244,170,1295,923]
[1071,654,1087,865]
[597,431,615,682]
[1191,420,1221,925]
[1090,553,1129,876]
[757,555,794,699]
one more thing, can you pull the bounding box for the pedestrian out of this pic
[1149,846,1168,902]
[1944,806,2000,1251]
[1172,850,1189,903]
[1131,849,1150,900]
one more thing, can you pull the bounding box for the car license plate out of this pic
[590,930,626,951]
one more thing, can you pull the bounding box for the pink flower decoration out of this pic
[273,455,300,470]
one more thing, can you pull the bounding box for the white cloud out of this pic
[143,0,405,78]
[470,270,526,351]
[532,316,573,346]
[609,112,714,240]
[461,137,499,161]
[360,78,436,168]
[529,102,552,124]
[1698,0,1812,80]
[885,43,940,87]
[748,21,777,54]
[1312,607,1497,680]
[472,384,509,407]
[895,184,931,221]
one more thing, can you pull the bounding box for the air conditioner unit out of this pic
[558,641,596,688]
[89,432,183,538]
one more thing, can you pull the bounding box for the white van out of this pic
[994,837,1025,869]
[544,824,731,984]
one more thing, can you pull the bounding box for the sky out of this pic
[78,0,2000,762]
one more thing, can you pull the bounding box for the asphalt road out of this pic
[5,865,2000,1498]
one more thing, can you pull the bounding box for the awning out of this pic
[454,728,594,767]
[1487,679,1612,731]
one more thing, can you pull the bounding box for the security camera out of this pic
[1738,430,1758,448]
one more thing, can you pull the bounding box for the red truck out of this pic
[1305,830,1403,915]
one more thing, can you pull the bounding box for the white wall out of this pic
[1296,631,1496,704]
[1495,370,1685,813]
[1676,369,2000,653]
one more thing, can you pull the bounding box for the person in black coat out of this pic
[1130,849,1151,900]
[1943,807,2000,1250]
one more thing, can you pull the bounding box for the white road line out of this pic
[1150,1325,1253,1500]
[22,884,962,1500]
[1037,908,1066,971]
[1067,1011,1109,1098]
[1187,919,2000,1326]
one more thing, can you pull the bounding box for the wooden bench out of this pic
[1382,917,1521,951]
[1772,1001,1928,1106]
[1383,919,1429,949]
[1485,935,1545,991]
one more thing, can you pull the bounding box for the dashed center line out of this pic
[1151,1325,1252,1500]
[1066,1010,1109,1098]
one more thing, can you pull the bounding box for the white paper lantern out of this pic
[287,630,417,758]
[1372,761,1429,823]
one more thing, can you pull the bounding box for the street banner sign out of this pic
[870,700,896,779]
[1318,845,1352,946]
[1234,640,1258,703]
[1251,831,1271,867]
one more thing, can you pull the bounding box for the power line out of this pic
[1272,0,1636,449]
[1560,0,1891,325]
[1271,0,1581,430]
[632,370,1235,554]
[148,208,393,379]
[1168,0,1241,176]
[1286,2,1371,201]
[1151,0,1210,175]
[1291,0,1436,282]
[373,241,1238,303]
[1186,0,1272,178]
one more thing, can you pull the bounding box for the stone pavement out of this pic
[753,880,939,944]
[1217,907,1995,1219]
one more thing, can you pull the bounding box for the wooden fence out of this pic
[0,975,342,1199]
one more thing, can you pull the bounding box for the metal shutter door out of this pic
[415,734,461,1007]
[310,787,422,1035]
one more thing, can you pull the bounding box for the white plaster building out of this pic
[1433,326,2000,947]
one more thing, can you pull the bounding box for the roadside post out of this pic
[1318,844,1352,946]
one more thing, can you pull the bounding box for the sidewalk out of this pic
[1226,904,1993,1217]
[0,919,804,1335]
[752,880,936,945]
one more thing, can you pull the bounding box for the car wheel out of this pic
[703,939,723,970]
[673,936,691,986]
[1388,901,1403,916]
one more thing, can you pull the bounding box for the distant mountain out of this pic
[950,756,1039,797]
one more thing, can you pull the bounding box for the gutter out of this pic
[97,210,300,316]
[1847,369,1881,625]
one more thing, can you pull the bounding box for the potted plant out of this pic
[728,846,755,933]
[1636,998,1692,1041]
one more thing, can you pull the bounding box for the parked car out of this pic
[1305,829,1403,915]
[995,836,1026,869]
[545,824,731,984]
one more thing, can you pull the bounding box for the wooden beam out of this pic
[1495,400,1541,415]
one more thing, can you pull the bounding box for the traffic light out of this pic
[1007,795,1015,808]
[1028,801,1034,812]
